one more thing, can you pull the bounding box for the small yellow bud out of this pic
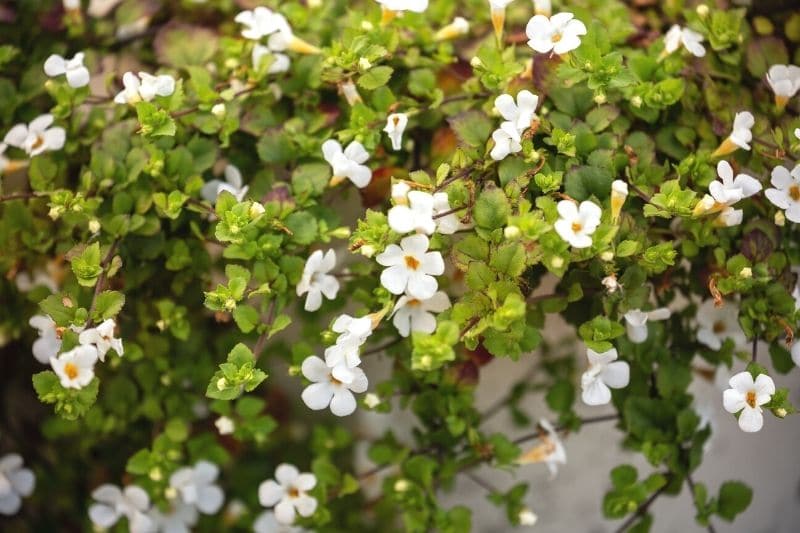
[149,467,163,482]
[631,96,642,108]
[551,256,564,269]
[774,211,786,226]
[394,479,410,492]
[600,251,614,262]
[594,92,607,104]
[364,393,381,408]
[211,103,226,117]
[88,219,101,233]
[739,267,752,279]
[360,244,376,258]
[358,57,372,71]
[470,56,484,69]
[696,4,709,17]
[217,377,228,390]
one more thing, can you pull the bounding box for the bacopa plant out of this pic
[1,0,799,531]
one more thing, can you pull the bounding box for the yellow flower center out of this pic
[789,185,800,202]
[712,320,726,334]
[31,134,45,150]
[64,362,79,380]
[288,487,300,498]
[407,298,421,307]
[404,255,420,270]
[571,221,583,233]
[745,390,757,408]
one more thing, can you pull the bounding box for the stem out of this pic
[432,203,471,220]
[463,470,501,494]
[0,192,43,203]
[86,239,120,327]
[253,299,277,359]
[686,474,717,533]
[511,414,619,445]
[614,482,669,533]
[362,337,403,356]
[751,334,758,363]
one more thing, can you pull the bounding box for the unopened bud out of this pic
[631,96,642,108]
[216,377,228,390]
[696,5,709,17]
[360,244,376,258]
[149,467,163,482]
[249,201,265,218]
[88,219,101,233]
[739,267,752,279]
[211,103,226,117]
[594,92,606,104]
[364,393,381,408]
[358,57,372,71]
[551,256,564,269]
[394,479,410,492]
[518,508,538,526]
[774,211,786,226]
[600,251,614,262]
[504,225,521,239]
[470,56,484,69]
[775,407,787,418]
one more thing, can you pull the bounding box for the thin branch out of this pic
[463,470,501,494]
[512,414,620,446]
[686,474,717,533]
[432,202,472,220]
[362,337,403,356]
[253,299,278,359]
[0,192,43,203]
[614,482,669,533]
[86,239,121,327]
[751,334,758,363]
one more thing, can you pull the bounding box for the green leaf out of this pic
[357,66,393,90]
[448,111,493,148]
[71,242,103,287]
[232,305,260,333]
[135,102,176,138]
[716,481,752,521]
[91,291,126,322]
[206,343,267,400]
[474,188,510,231]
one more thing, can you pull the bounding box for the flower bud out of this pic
[249,201,265,218]
[211,103,226,117]
[360,244,376,258]
[739,267,752,279]
[600,251,614,262]
[394,479,410,492]
[610,179,629,223]
[149,467,163,482]
[518,508,538,526]
[216,377,228,390]
[358,57,372,71]
[775,407,787,418]
[434,17,470,41]
[551,256,564,269]
[504,225,521,240]
[364,393,381,408]
[631,96,642,108]
[696,4,709,17]
[470,56,484,69]
[593,92,607,104]
[329,226,352,239]
[774,211,785,227]
[88,219,101,233]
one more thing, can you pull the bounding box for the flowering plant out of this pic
[1,0,800,531]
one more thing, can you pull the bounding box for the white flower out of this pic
[392,182,412,203]
[252,44,291,74]
[254,511,306,533]
[376,234,444,300]
[43,52,90,88]
[432,191,462,234]
[375,0,429,13]
[78,318,123,361]
[494,90,538,132]
[201,164,249,204]
[259,464,318,525]
[169,461,225,515]
[0,454,35,516]
[324,314,373,374]
[610,180,628,222]
[792,341,800,368]
[581,347,630,406]
[50,344,98,389]
[533,0,551,16]
[114,71,175,105]
[434,17,470,41]
[89,484,153,533]
[554,200,602,249]
[623,308,671,344]
[663,25,706,57]
[516,419,566,479]
[694,161,761,226]
[339,80,362,106]
[518,508,538,526]
[722,371,775,432]
[602,274,621,294]
[29,314,62,364]
[526,12,587,55]
[712,111,754,157]
[391,291,451,337]
[63,0,80,10]
[489,0,515,39]
[148,501,198,533]
[3,114,65,157]
[15,269,58,293]
[695,299,747,351]
[388,190,436,234]
[215,416,235,435]
[384,113,408,151]
[296,249,339,312]
[322,139,372,188]
[490,121,522,161]
[301,355,368,417]
[765,64,800,109]
[765,164,800,223]
[235,6,283,40]
[263,15,320,55]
